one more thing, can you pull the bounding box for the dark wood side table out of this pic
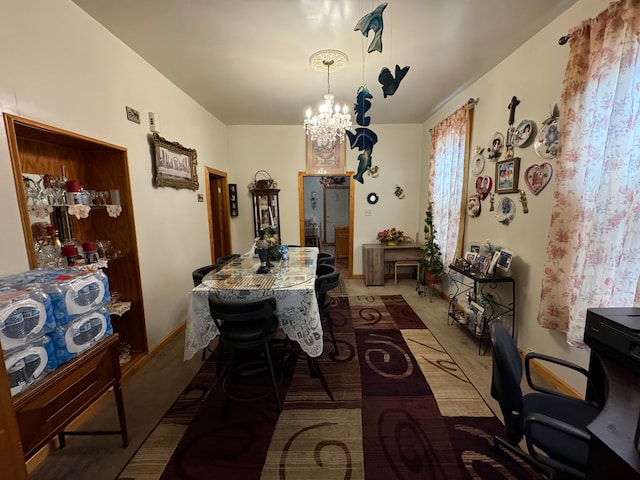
[12,333,128,460]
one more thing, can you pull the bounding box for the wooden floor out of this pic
[29,275,507,480]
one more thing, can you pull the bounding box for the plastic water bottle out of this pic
[280,245,289,261]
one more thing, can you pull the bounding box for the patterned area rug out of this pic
[119,295,539,480]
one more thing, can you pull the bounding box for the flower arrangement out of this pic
[376,227,405,244]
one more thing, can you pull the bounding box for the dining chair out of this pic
[192,264,216,287]
[317,252,336,266]
[490,322,601,479]
[215,253,241,267]
[208,295,282,412]
[315,263,340,357]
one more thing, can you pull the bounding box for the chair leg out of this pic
[216,338,225,378]
[223,346,237,415]
[325,311,339,356]
[263,344,282,412]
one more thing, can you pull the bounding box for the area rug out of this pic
[119,295,539,480]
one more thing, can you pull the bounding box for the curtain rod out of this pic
[558,34,570,45]
[428,98,478,133]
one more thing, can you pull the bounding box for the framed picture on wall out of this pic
[306,136,346,175]
[495,157,520,194]
[229,184,238,217]
[152,133,199,190]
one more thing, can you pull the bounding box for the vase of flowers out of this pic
[376,227,406,246]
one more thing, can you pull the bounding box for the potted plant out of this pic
[417,203,444,295]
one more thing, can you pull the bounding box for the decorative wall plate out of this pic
[487,132,504,161]
[467,195,481,217]
[496,197,516,225]
[475,175,493,200]
[471,151,485,176]
[513,120,536,147]
[534,117,559,159]
[524,163,553,195]
[367,192,379,204]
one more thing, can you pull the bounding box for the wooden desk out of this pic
[362,243,422,285]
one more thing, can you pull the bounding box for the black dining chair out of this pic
[208,295,282,412]
[315,263,340,357]
[490,323,601,479]
[192,264,216,287]
[317,252,336,266]
[215,254,241,267]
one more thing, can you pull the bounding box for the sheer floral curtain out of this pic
[428,104,470,269]
[537,0,640,346]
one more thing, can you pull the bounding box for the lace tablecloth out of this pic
[184,247,322,360]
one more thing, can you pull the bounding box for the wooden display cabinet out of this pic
[250,188,280,241]
[3,113,148,364]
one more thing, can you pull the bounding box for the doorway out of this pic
[298,172,354,277]
[205,167,232,262]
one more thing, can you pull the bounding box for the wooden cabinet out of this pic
[4,113,148,363]
[250,188,280,241]
[0,114,143,466]
[335,225,349,259]
[13,334,127,459]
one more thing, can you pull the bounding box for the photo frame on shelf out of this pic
[465,251,478,263]
[472,254,490,276]
[495,248,514,273]
[495,157,520,194]
[152,133,199,190]
[306,136,346,175]
[229,183,238,217]
[468,242,481,254]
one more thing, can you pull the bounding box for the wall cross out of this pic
[507,96,520,125]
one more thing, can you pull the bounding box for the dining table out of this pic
[184,246,323,361]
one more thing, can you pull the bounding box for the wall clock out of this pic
[367,192,379,204]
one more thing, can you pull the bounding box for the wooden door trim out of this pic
[297,172,355,277]
[204,167,231,262]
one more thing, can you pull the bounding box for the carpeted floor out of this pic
[119,295,539,479]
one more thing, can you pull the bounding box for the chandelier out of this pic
[303,50,352,148]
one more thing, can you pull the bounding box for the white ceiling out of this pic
[71,0,577,126]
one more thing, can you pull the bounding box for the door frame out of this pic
[205,166,232,262]
[298,171,355,277]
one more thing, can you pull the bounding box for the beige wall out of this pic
[227,124,423,274]
[423,0,611,388]
[0,0,228,348]
[0,0,613,390]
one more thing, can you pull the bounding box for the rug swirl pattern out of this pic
[120,295,538,480]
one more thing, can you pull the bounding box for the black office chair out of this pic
[490,323,601,480]
[208,295,282,412]
[215,254,240,267]
[192,264,216,287]
[315,263,340,357]
[317,252,335,266]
